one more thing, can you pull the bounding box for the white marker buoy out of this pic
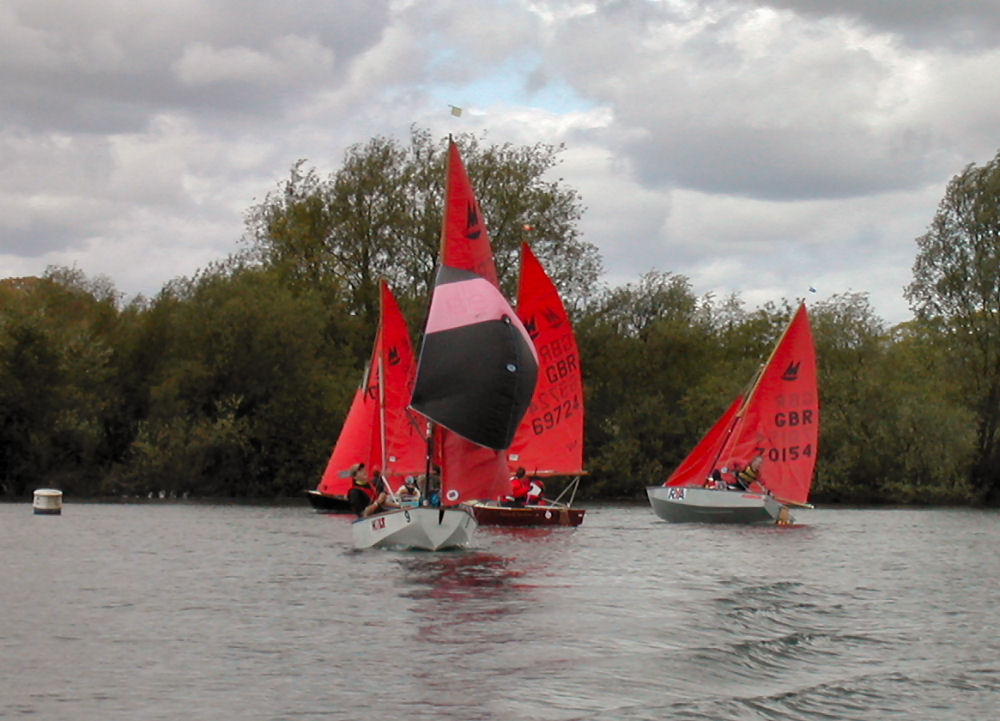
[33,489,63,515]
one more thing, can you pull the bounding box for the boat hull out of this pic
[646,486,786,524]
[305,490,353,513]
[463,501,585,527]
[352,507,477,551]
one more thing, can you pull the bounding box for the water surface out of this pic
[2,503,997,719]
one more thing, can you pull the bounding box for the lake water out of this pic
[1,502,997,720]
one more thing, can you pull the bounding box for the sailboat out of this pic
[307,280,425,512]
[463,241,587,527]
[352,139,538,550]
[646,303,818,524]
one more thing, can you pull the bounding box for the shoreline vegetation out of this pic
[4,131,1000,508]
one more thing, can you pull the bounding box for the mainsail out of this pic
[316,281,424,494]
[410,140,538,504]
[663,303,818,505]
[508,241,585,475]
[370,279,426,482]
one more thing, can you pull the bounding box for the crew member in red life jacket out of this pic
[525,476,546,506]
[503,467,529,507]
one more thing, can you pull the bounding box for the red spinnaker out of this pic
[508,242,585,475]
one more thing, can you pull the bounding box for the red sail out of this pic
[662,303,818,505]
[372,280,426,484]
[316,282,423,494]
[316,384,377,496]
[508,242,585,475]
[726,303,818,504]
[439,431,510,505]
[441,140,500,288]
[664,395,743,488]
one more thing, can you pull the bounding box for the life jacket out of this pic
[736,464,759,489]
[526,479,545,504]
[347,483,375,516]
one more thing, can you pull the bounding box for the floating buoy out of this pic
[33,489,63,515]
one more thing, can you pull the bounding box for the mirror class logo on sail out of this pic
[463,201,494,280]
[771,358,815,463]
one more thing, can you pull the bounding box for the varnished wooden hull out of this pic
[463,501,585,527]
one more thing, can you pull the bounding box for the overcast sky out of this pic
[4,0,1000,323]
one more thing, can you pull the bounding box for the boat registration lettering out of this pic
[667,488,686,500]
[371,517,386,531]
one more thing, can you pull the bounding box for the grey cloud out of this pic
[0,1,391,133]
[622,124,952,201]
[763,0,1000,50]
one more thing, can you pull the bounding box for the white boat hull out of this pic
[646,485,787,524]
[352,506,477,551]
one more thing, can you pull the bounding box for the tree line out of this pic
[3,129,999,506]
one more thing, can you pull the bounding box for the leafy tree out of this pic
[0,270,120,496]
[809,292,975,503]
[113,267,357,498]
[906,148,1000,504]
[579,272,717,496]
[243,126,601,325]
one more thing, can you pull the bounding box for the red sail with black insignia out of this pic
[441,140,500,288]
[370,279,426,484]
[507,241,585,476]
[663,303,818,505]
[316,281,425,496]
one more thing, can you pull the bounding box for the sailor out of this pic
[705,468,726,489]
[734,455,764,490]
[361,467,398,517]
[525,476,546,506]
[347,464,375,516]
[504,467,529,507]
[396,475,421,505]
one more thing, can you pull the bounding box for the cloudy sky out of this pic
[4,0,1000,323]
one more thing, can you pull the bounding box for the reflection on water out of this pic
[401,552,530,628]
[0,503,997,720]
